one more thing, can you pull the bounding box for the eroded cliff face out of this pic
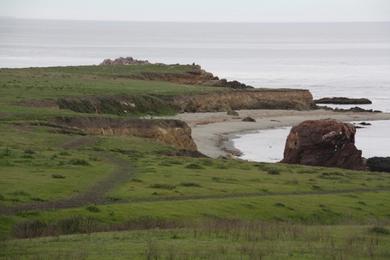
[56,89,314,116]
[171,89,314,112]
[52,117,197,151]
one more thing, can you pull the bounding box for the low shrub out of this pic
[185,163,204,170]
[266,167,281,175]
[180,182,201,187]
[150,184,176,190]
[51,174,66,179]
[86,205,100,213]
[370,226,390,235]
[24,149,35,155]
[69,159,90,166]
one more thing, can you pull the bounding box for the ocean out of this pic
[1,18,389,161]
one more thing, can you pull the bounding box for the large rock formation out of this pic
[52,117,197,151]
[100,57,150,65]
[367,157,390,172]
[281,119,366,170]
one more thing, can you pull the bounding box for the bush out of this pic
[24,149,35,155]
[52,174,66,179]
[185,163,204,170]
[69,159,90,166]
[150,184,176,190]
[266,167,281,175]
[370,226,390,235]
[180,182,201,187]
[86,205,100,213]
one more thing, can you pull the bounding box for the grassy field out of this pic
[2,224,390,259]
[0,64,220,121]
[1,64,390,259]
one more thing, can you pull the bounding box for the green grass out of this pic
[107,156,390,201]
[1,64,390,258]
[0,65,218,103]
[0,64,223,120]
[1,224,390,259]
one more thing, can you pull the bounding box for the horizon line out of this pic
[2,16,390,24]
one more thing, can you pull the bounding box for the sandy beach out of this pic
[164,109,390,158]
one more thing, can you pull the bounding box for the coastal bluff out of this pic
[57,89,314,116]
[172,89,313,112]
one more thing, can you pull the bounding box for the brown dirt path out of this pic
[0,136,133,215]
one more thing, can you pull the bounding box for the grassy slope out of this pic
[0,64,390,259]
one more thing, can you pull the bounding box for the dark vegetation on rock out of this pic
[367,157,390,173]
[315,97,372,105]
[281,119,366,170]
[317,105,381,113]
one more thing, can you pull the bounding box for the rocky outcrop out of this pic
[281,119,366,170]
[367,157,390,173]
[99,58,252,89]
[100,57,150,65]
[315,97,372,105]
[52,117,197,151]
[171,89,314,112]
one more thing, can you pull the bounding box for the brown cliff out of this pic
[52,117,197,151]
[171,89,314,112]
[281,119,366,170]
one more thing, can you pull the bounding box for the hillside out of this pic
[0,63,389,259]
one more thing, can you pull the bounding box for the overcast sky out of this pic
[1,0,390,22]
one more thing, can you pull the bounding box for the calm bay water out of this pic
[233,121,390,162]
[1,19,389,161]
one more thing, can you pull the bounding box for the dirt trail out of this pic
[0,136,133,215]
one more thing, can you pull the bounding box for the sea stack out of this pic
[281,119,366,170]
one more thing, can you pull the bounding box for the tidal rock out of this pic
[242,117,256,122]
[281,119,366,170]
[226,108,239,116]
[367,157,390,173]
[315,97,372,105]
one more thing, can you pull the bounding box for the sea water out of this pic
[233,121,390,162]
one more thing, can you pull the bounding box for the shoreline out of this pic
[163,109,390,159]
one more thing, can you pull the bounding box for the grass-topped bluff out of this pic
[0,60,389,259]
